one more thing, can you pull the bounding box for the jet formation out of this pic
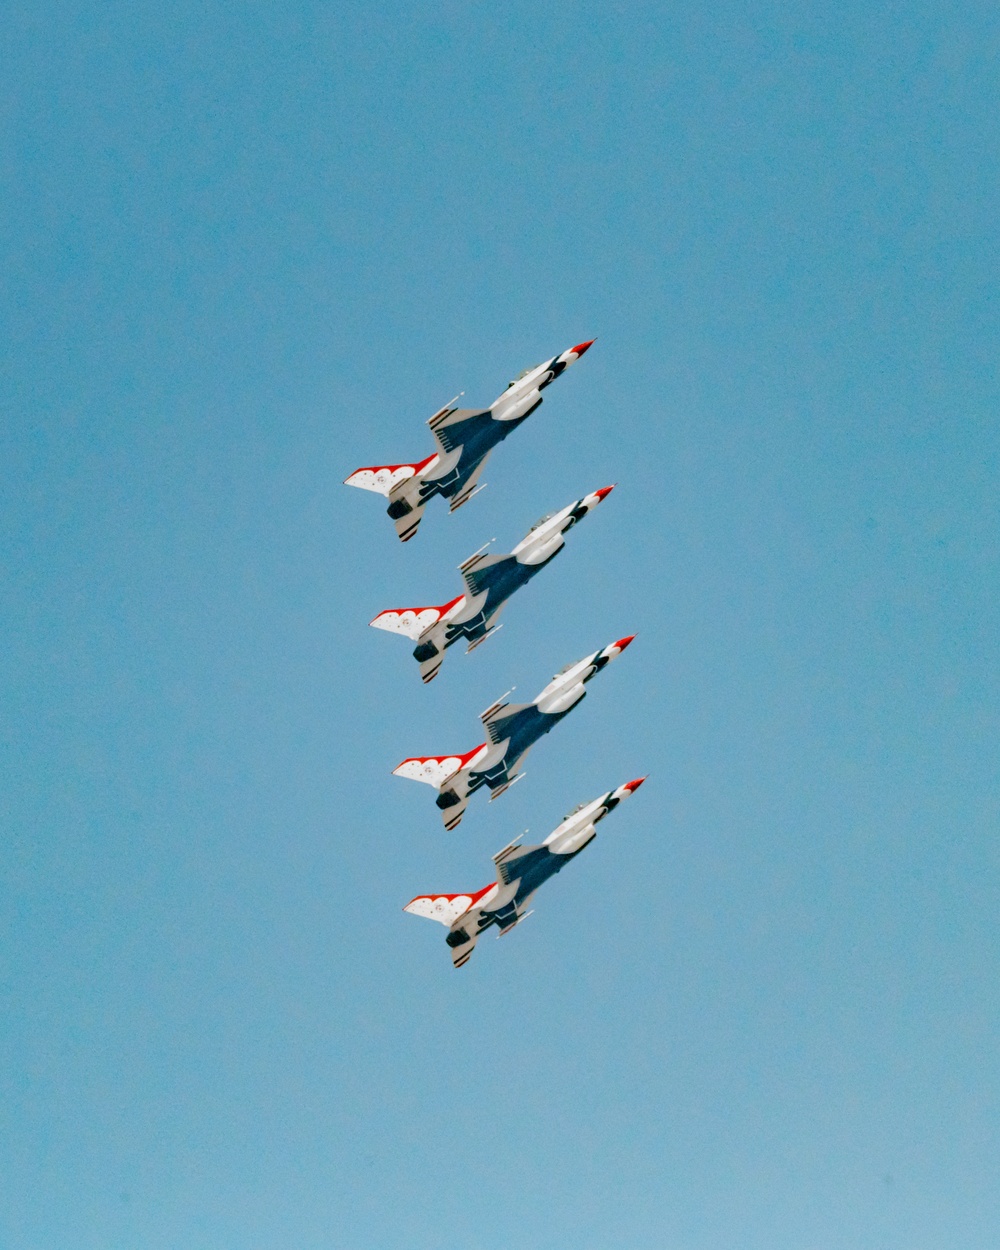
[346,341,647,966]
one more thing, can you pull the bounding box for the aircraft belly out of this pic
[511,848,566,898]
[502,706,566,759]
[476,852,570,934]
[483,560,536,604]
[434,412,527,502]
[446,419,503,474]
[446,611,489,645]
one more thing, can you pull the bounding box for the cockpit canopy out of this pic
[507,362,543,388]
[527,512,555,534]
[562,800,590,820]
[552,658,581,678]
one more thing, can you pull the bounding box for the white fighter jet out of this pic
[369,485,614,682]
[393,636,634,830]
[344,340,594,542]
[404,778,646,967]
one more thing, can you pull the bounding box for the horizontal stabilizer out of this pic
[392,500,426,543]
[419,651,445,684]
[441,791,470,831]
[370,595,465,642]
[344,454,437,498]
[450,938,479,968]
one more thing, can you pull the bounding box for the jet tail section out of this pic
[417,650,445,685]
[404,883,496,969]
[437,789,470,831]
[393,744,490,830]
[448,931,481,968]
[344,454,439,543]
[370,596,468,683]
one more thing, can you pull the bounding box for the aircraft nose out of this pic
[613,634,636,652]
[623,777,647,793]
[594,484,615,501]
[570,339,595,358]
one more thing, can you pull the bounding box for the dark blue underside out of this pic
[421,412,529,502]
[476,845,584,933]
[443,555,550,647]
[466,703,572,793]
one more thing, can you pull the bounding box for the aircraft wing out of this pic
[493,837,544,886]
[427,405,492,455]
[460,551,518,599]
[480,698,535,745]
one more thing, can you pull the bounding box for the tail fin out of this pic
[393,744,489,830]
[344,454,438,498]
[392,744,488,790]
[369,595,467,683]
[404,883,496,969]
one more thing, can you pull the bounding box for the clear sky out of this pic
[2,2,998,1247]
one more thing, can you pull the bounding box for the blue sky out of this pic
[2,2,998,1247]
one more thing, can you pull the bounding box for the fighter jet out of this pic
[344,340,595,542]
[393,636,634,829]
[369,486,615,683]
[404,777,646,967]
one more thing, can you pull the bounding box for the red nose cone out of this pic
[594,484,616,501]
[613,634,636,652]
[570,339,595,357]
[624,777,647,793]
